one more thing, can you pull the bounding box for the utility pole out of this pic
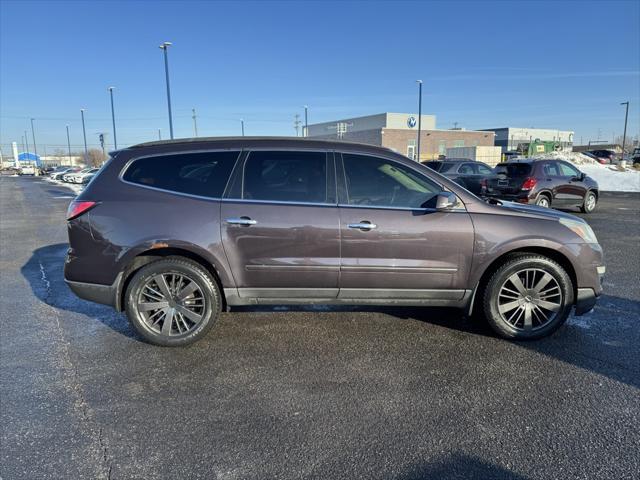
[30,118,37,158]
[621,101,629,161]
[192,108,198,137]
[240,119,245,136]
[159,42,174,139]
[80,109,88,161]
[66,125,72,163]
[24,130,29,158]
[303,105,308,137]
[158,129,162,140]
[416,80,423,162]
[294,114,302,137]
[108,87,118,149]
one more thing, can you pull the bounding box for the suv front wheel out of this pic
[482,254,574,339]
[125,257,222,346]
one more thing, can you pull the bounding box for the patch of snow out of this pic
[531,151,600,165]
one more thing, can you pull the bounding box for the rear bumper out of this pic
[575,287,600,316]
[65,272,122,311]
[485,192,533,203]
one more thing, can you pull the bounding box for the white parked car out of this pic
[19,164,36,175]
[67,168,99,184]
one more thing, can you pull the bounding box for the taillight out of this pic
[521,177,537,191]
[67,201,97,220]
[480,178,488,193]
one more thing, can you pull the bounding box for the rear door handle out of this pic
[348,221,377,230]
[226,217,257,226]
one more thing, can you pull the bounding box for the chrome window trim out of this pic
[118,148,242,201]
[337,203,466,213]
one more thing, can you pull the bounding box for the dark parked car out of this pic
[485,159,599,213]
[423,159,495,196]
[586,149,618,165]
[65,138,604,346]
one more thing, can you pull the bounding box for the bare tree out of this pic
[86,148,107,167]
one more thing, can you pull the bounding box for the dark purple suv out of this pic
[64,138,605,346]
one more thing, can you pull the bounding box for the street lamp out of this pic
[240,119,245,136]
[159,41,174,139]
[621,101,629,160]
[303,105,308,137]
[66,125,72,163]
[80,109,88,160]
[108,87,118,149]
[416,80,423,162]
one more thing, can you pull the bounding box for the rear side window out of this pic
[242,151,329,203]
[495,163,532,177]
[426,161,443,171]
[457,163,475,174]
[123,151,239,198]
[477,164,493,175]
[540,162,561,177]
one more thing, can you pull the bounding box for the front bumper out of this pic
[574,264,605,315]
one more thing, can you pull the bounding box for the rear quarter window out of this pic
[123,151,239,198]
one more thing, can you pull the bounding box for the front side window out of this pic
[123,151,239,198]
[342,154,440,209]
[242,151,329,203]
[558,162,580,177]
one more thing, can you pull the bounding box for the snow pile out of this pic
[531,151,599,165]
[579,164,640,192]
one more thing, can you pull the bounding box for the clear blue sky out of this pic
[1,0,639,154]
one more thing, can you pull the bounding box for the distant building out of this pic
[307,113,495,161]
[481,127,574,152]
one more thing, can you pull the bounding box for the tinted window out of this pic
[495,163,532,177]
[457,163,475,174]
[426,161,443,171]
[477,164,493,175]
[123,151,239,198]
[342,154,440,208]
[540,162,561,177]
[243,151,329,203]
[439,163,458,173]
[558,162,580,177]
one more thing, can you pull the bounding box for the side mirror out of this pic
[436,191,458,210]
[579,172,587,181]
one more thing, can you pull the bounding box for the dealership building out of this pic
[307,113,495,161]
[481,127,574,152]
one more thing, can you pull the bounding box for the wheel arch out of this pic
[469,246,577,317]
[116,246,228,311]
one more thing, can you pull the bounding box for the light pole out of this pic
[66,125,72,164]
[416,80,423,162]
[80,109,88,160]
[621,101,629,160]
[108,87,118,149]
[30,118,37,159]
[240,119,245,136]
[158,129,162,140]
[303,105,308,137]
[192,108,198,137]
[159,41,174,139]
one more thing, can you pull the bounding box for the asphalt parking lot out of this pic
[1,176,639,480]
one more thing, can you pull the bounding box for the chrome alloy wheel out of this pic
[137,273,205,336]
[585,193,597,211]
[497,268,562,331]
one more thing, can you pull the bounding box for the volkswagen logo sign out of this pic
[407,116,417,128]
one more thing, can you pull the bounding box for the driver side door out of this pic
[336,152,474,300]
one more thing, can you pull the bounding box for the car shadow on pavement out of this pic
[22,244,640,389]
[21,243,142,342]
[399,453,528,479]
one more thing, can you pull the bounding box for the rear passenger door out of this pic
[220,150,340,300]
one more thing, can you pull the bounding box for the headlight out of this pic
[559,218,598,244]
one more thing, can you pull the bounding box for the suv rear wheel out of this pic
[535,193,551,208]
[125,257,222,346]
[482,254,574,339]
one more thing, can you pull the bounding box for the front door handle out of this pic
[348,221,377,230]
[226,217,257,226]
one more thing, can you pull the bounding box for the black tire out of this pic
[535,193,551,208]
[482,254,574,340]
[580,191,597,213]
[125,257,222,346]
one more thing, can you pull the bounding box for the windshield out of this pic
[495,163,532,177]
